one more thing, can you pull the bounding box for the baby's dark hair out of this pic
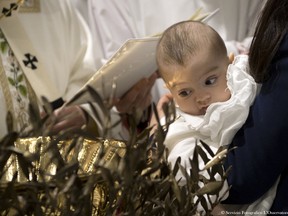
[156,20,227,70]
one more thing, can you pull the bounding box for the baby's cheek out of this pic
[216,86,231,103]
[223,88,232,101]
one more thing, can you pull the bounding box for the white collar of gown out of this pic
[162,55,257,151]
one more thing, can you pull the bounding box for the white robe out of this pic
[73,0,265,60]
[0,0,97,137]
[18,0,96,102]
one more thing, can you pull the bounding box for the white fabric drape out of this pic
[18,0,96,102]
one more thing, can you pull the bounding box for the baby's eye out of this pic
[178,90,192,97]
[205,77,217,85]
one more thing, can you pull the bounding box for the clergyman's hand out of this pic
[42,105,87,134]
[114,72,158,114]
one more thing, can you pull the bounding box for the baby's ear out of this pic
[228,52,235,63]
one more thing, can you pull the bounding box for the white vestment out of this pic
[18,0,96,102]
[72,0,265,59]
[0,0,98,138]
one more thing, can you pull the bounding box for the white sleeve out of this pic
[62,1,96,101]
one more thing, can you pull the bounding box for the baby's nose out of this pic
[196,94,210,105]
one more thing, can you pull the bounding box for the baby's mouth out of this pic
[199,106,208,115]
[201,105,209,115]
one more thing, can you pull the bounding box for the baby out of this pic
[152,20,275,214]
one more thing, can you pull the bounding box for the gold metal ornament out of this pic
[0,136,126,215]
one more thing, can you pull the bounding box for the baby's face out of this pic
[161,50,231,116]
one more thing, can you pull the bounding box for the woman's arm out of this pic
[223,38,288,204]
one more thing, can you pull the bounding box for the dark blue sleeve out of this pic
[223,37,288,204]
